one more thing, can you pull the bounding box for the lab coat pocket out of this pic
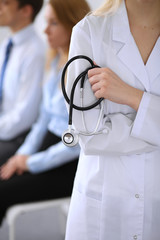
[66,188,101,240]
[74,154,104,201]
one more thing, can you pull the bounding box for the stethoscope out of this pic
[61,55,104,147]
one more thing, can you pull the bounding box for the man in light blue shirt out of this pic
[0,0,45,164]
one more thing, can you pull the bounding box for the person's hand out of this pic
[88,67,144,111]
[0,155,29,180]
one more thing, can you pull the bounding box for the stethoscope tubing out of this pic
[61,55,103,125]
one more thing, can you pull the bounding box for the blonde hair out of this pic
[93,0,122,16]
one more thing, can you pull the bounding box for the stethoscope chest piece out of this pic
[62,128,79,147]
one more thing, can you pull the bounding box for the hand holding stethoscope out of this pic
[61,55,143,147]
[88,67,143,112]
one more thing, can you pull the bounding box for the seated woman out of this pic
[0,0,90,226]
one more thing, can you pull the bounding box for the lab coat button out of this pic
[133,235,137,240]
[135,194,139,198]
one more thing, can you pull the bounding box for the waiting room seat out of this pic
[6,197,70,240]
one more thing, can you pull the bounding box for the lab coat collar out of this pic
[112,0,131,44]
[145,37,160,82]
[111,0,160,86]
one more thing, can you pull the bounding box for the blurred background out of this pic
[0,1,104,239]
[0,0,104,45]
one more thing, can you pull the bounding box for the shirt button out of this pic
[135,194,140,198]
[133,235,137,240]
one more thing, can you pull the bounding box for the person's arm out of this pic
[0,51,45,140]
[17,64,60,155]
[26,141,80,173]
[66,19,159,156]
[131,92,160,146]
[0,141,80,180]
[17,102,50,155]
[88,67,160,147]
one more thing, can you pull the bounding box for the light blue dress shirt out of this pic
[0,24,45,140]
[17,56,80,173]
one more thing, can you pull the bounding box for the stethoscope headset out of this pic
[61,55,105,147]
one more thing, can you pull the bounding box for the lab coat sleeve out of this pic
[131,92,160,146]
[26,141,80,174]
[66,21,159,156]
[0,52,45,140]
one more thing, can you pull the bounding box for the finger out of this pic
[94,89,104,99]
[17,169,23,175]
[89,72,105,86]
[0,169,10,180]
[0,165,7,178]
[0,164,16,180]
[88,67,102,78]
[91,82,101,93]
[0,167,9,179]
[1,169,15,180]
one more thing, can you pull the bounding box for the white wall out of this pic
[0,0,104,44]
[87,0,104,10]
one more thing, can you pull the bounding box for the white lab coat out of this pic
[65,1,160,240]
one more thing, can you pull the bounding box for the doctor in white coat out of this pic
[64,0,160,239]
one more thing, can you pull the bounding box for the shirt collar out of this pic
[11,24,35,45]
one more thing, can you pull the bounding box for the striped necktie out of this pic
[0,39,13,102]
